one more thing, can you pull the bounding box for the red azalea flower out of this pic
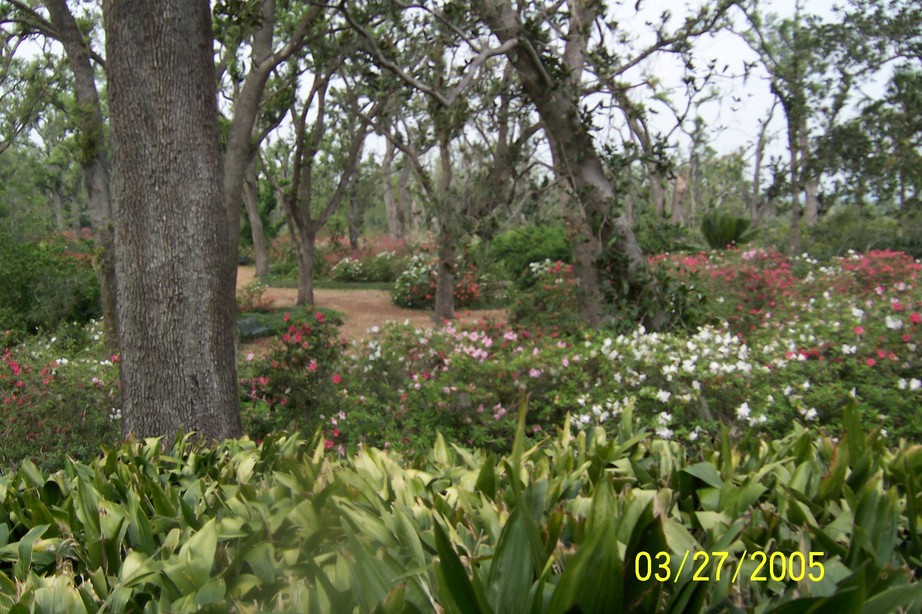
[911,312,921,324]
[324,439,334,450]
[332,373,342,385]
[315,312,325,323]
[866,358,876,366]
[855,326,864,335]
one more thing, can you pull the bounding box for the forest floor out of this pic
[237,266,507,351]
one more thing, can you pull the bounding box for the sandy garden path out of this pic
[237,266,507,345]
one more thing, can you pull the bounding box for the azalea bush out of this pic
[509,259,586,335]
[391,255,481,309]
[240,310,349,444]
[342,244,922,451]
[0,321,120,471]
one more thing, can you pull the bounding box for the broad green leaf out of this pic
[433,521,486,614]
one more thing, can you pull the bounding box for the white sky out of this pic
[614,0,889,162]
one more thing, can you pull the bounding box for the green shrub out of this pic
[805,209,922,259]
[700,209,758,249]
[509,259,586,335]
[0,232,100,340]
[633,209,692,254]
[492,224,570,287]
[329,256,366,281]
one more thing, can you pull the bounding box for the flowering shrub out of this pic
[391,256,481,309]
[509,260,586,335]
[235,280,273,313]
[330,256,366,282]
[0,321,120,470]
[240,311,348,440]
[337,244,922,452]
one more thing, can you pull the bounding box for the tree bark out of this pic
[381,138,402,240]
[45,0,119,353]
[243,159,269,276]
[670,170,688,225]
[49,189,64,230]
[398,163,414,235]
[296,227,317,305]
[104,0,240,441]
[433,133,456,322]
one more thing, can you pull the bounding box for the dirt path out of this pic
[237,267,507,344]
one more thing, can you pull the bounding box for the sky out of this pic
[611,0,890,162]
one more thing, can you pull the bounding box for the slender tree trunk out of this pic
[71,195,81,234]
[804,177,818,228]
[104,0,240,440]
[433,135,456,322]
[788,128,802,255]
[434,231,455,321]
[398,164,413,236]
[348,195,361,253]
[295,226,316,305]
[50,190,64,230]
[382,139,402,240]
[46,0,119,353]
[670,171,688,225]
[243,159,269,276]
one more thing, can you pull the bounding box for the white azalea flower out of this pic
[885,315,904,330]
[736,402,751,419]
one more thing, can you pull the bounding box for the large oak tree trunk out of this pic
[104,0,241,441]
[46,0,119,354]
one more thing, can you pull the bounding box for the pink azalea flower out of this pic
[332,373,342,385]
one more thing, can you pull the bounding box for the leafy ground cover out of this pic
[0,406,920,612]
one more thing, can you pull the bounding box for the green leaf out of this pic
[682,462,724,488]
[433,521,485,614]
[487,507,534,614]
[13,525,49,581]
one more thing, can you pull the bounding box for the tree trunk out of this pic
[104,0,240,441]
[398,164,414,235]
[381,138,402,240]
[46,0,119,353]
[476,0,664,329]
[804,177,818,228]
[295,226,316,306]
[243,159,269,276]
[670,171,688,225]
[49,190,64,230]
[788,130,802,255]
[348,195,361,253]
[434,229,455,322]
